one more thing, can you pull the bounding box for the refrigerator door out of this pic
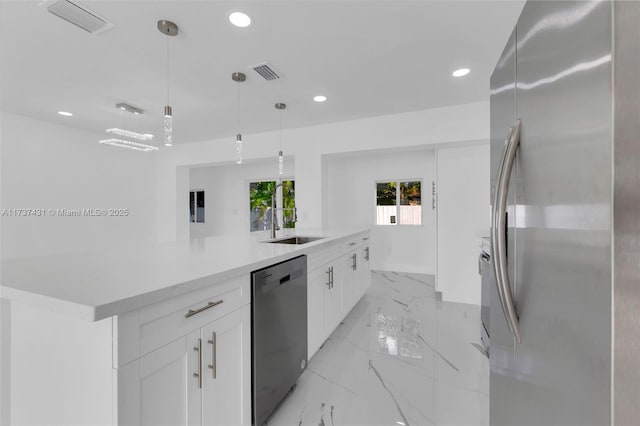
[489,25,520,423]
[491,1,613,425]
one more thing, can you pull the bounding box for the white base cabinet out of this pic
[5,276,251,426]
[118,305,250,426]
[201,307,251,426]
[307,258,344,358]
[307,231,371,359]
[118,330,200,426]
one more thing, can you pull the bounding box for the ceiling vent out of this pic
[251,62,281,81]
[45,0,114,34]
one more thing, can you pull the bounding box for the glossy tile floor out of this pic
[268,270,489,426]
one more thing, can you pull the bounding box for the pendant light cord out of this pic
[279,109,283,150]
[166,36,170,104]
[237,82,240,134]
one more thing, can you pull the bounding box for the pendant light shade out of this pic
[99,103,157,152]
[236,133,243,164]
[158,20,178,147]
[232,72,246,164]
[275,102,286,175]
[164,105,173,147]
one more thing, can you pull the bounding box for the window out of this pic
[376,181,421,225]
[249,180,295,232]
[189,190,205,223]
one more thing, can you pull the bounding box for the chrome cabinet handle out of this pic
[352,253,357,270]
[193,338,202,388]
[491,119,522,343]
[365,247,370,261]
[185,300,224,318]
[207,332,217,379]
[348,242,357,246]
[330,266,334,289]
[326,268,330,287]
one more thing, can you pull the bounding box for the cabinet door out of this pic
[325,260,343,334]
[308,265,330,358]
[360,245,371,297]
[201,306,251,426]
[119,330,202,426]
[342,250,359,313]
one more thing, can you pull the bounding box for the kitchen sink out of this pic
[263,236,325,245]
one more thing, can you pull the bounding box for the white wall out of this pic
[0,112,156,259]
[189,159,295,238]
[436,143,490,305]
[156,101,490,244]
[324,149,436,274]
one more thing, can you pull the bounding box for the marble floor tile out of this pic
[267,270,489,426]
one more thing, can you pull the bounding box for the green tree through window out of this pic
[249,180,295,231]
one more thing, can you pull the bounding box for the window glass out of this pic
[376,182,397,226]
[196,191,205,223]
[399,181,421,225]
[189,191,205,223]
[189,191,195,223]
[250,180,295,232]
[376,180,421,226]
[282,180,296,228]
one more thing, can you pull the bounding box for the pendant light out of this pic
[232,72,246,164]
[99,103,158,152]
[275,102,286,175]
[157,19,178,147]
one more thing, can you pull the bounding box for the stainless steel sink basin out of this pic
[263,236,325,245]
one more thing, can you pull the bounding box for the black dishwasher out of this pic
[251,255,307,426]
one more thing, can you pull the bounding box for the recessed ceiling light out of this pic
[313,95,327,103]
[57,111,73,117]
[229,12,251,28]
[452,68,470,77]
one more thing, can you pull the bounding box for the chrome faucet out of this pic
[270,182,297,239]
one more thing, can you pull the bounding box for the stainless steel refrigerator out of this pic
[489,1,640,424]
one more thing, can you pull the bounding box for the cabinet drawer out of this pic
[342,232,369,254]
[307,244,341,272]
[115,275,250,367]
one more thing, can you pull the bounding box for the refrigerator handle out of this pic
[492,120,522,343]
[491,127,512,333]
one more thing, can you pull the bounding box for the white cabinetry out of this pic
[7,275,251,426]
[342,235,371,313]
[360,243,371,294]
[118,278,251,426]
[307,231,371,360]
[119,330,201,426]
[324,261,344,337]
[201,307,250,426]
[307,256,343,359]
[342,247,359,312]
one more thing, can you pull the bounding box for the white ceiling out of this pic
[0,0,524,145]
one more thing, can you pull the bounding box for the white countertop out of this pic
[0,229,368,322]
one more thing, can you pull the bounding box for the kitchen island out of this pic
[0,229,371,426]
